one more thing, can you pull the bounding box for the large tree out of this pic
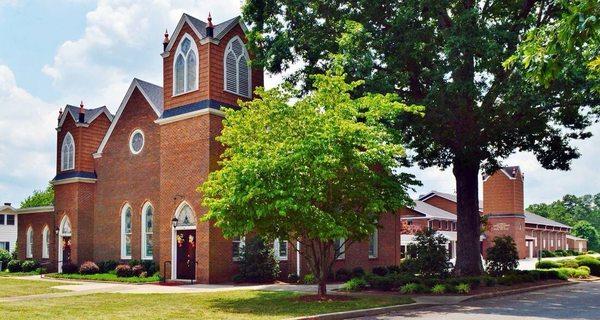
[243,0,599,275]
[20,184,54,208]
[200,67,420,296]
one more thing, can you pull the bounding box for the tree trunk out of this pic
[453,159,484,276]
[318,278,327,297]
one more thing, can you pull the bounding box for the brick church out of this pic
[15,13,584,283]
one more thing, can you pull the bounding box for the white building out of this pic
[0,203,18,252]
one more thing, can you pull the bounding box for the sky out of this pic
[0,0,598,207]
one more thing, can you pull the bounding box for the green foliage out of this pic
[341,277,368,292]
[573,221,600,251]
[558,259,580,268]
[400,283,426,294]
[96,260,118,273]
[237,237,280,283]
[0,249,11,270]
[287,273,299,283]
[20,184,54,208]
[455,283,471,294]
[431,284,446,294]
[335,268,352,282]
[47,273,161,283]
[536,260,562,269]
[485,236,519,276]
[200,68,419,293]
[79,261,99,275]
[406,229,451,277]
[372,266,388,276]
[303,274,317,285]
[21,260,39,272]
[351,267,365,278]
[243,0,599,277]
[555,267,590,279]
[541,249,556,257]
[7,260,21,272]
[576,257,600,276]
[365,273,396,291]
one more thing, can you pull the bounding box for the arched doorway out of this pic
[57,216,72,273]
[171,202,197,280]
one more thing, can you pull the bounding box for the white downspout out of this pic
[296,240,301,276]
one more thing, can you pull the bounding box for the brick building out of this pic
[401,167,581,260]
[14,13,403,282]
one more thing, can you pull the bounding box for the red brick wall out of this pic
[423,196,457,214]
[93,88,160,263]
[17,211,56,271]
[56,113,111,173]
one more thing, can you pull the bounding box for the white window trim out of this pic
[42,226,50,259]
[232,236,246,262]
[172,33,199,96]
[335,238,345,260]
[274,238,288,261]
[369,229,378,259]
[121,204,132,259]
[26,226,33,258]
[129,129,145,155]
[223,35,252,98]
[141,202,154,260]
[61,132,75,171]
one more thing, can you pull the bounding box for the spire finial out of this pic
[208,12,213,27]
[206,12,214,38]
[163,29,170,51]
[80,101,84,112]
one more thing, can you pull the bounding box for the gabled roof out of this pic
[482,166,522,181]
[0,204,16,212]
[164,14,247,53]
[419,190,484,211]
[524,211,571,229]
[566,234,586,241]
[94,78,163,158]
[407,200,457,220]
[58,105,113,128]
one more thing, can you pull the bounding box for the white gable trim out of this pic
[94,79,162,158]
[163,15,204,54]
[57,106,113,128]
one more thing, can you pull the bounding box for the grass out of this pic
[0,278,71,298]
[0,270,40,277]
[46,272,161,283]
[0,290,413,319]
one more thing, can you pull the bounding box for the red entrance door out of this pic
[176,230,196,280]
[62,236,72,265]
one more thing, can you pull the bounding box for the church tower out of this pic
[157,14,263,283]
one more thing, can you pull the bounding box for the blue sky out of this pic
[0,0,598,207]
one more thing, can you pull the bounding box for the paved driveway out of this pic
[354,281,600,320]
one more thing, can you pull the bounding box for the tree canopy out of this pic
[243,0,599,275]
[200,66,420,295]
[20,184,54,208]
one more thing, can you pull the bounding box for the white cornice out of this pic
[51,177,97,186]
[155,108,225,125]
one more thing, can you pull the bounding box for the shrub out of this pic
[541,250,555,258]
[532,269,566,280]
[553,250,566,257]
[341,277,368,291]
[483,276,497,287]
[456,283,470,294]
[232,274,244,283]
[115,264,133,277]
[140,260,158,275]
[558,259,579,268]
[0,249,11,270]
[79,261,100,275]
[237,237,280,283]
[351,267,365,278]
[127,259,141,267]
[7,260,22,272]
[21,260,39,272]
[574,254,594,260]
[287,273,299,283]
[398,258,419,274]
[587,250,597,254]
[335,268,352,282]
[61,262,78,274]
[536,260,561,269]
[431,284,446,294]
[365,273,395,291]
[303,273,317,284]
[578,265,591,273]
[97,260,119,273]
[486,236,519,276]
[132,265,144,277]
[372,266,388,276]
[406,229,451,277]
[400,283,425,294]
[447,276,481,289]
[556,267,589,279]
[576,257,600,276]
[391,273,419,288]
[386,265,402,274]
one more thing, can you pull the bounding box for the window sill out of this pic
[368,256,378,260]
[171,88,199,98]
[224,88,252,99]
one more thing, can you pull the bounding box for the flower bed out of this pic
[46,272,160,283]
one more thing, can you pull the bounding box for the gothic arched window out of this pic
[61,132,75,171]
[224,36,251,98]
[173,34,198,95]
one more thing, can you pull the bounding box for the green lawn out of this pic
[0,270,41,277]
[0,278,71,298]
[0,290,413,319]
[46,272,161,283]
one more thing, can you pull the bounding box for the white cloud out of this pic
[0,65,56,205]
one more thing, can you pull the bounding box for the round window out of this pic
[129,129,144,154]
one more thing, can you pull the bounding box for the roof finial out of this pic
[163,29,170,51]
[58,107,63,120]
[78,101,85,123]
[206,12,214,38]
[80,101,85,112]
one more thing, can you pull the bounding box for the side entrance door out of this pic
[176,230,196,280]
[62,236,72,266]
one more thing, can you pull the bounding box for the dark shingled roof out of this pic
[182,14,242,41]
[419,190,483,211]
[64,105,113,124]
[524,211,571,229]
[409,200,457,220]
[134,78,163,115]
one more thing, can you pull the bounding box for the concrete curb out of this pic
[463,280,577,301]
[286,302,431,320]
[287,281,577,320]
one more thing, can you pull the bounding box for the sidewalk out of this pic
[517,253,600,270]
